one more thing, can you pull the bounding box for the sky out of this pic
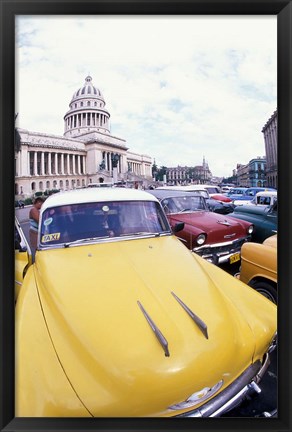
[15,15,277,178]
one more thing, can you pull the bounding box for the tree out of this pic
[15,113,21,153]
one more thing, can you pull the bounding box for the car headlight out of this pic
[196,233,206,246]
[247,225,254,234]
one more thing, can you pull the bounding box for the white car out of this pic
[246,190,277,207]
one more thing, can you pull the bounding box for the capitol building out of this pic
[15,76,153,197]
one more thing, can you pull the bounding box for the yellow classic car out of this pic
[237,235,277,304]
[15,188,277,417]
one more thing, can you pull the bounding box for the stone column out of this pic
[48,152,52,175]
[67,154,70,174]
[34,151,38,176]
[77,155,81,174]
[41,152,45,175]
[55,153,59,175]
[72,154,76,174]
[61,153,65,174]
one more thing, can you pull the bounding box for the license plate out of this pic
[230,252,240,264]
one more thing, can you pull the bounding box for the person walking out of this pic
[29,197,44,258]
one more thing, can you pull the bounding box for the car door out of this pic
[15,217,32,301]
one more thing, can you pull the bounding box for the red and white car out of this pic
[149,189,254,266]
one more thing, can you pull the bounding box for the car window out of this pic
[162,195,207,214]
[39,200,170,246]
[268,200,277,215]
[205,187,220,194]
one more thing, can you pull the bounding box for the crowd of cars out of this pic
[14,184,277,417]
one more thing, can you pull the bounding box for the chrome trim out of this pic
[193,236,251,264]
[171,292,208,339]
[175,358,269,417]
[193,236,250,251]
[137,301,170,357]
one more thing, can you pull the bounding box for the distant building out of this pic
[248,156,267,187]
[15,76,152,197]
[236,163,249,187]
[235,157,267,187]
[165,156,212,184]
[262,110,277,188]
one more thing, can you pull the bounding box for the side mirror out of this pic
[15,239,27,252]
[173,222,184,233]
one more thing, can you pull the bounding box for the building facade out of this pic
[262,110,277,188]
[165,157,212,185]
[248,157,267,187]
[235,157,267,187]
[15,76,152,197]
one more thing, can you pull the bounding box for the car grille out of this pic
[195,237,249,258]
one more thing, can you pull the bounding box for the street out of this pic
[15,205,277,418]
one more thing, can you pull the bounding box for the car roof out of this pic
[255,190,277,197]
[41,187,158,211]
[230,187,247,191]
[148,189,204,200]
[157,185,207,193]
[247,187,275,191]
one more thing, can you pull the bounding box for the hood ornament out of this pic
[217,220,231,226]
[137,301,170,357]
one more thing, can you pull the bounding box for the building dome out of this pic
[71,76,104,103]
[64,76,110,138]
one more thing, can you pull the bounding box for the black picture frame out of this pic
[1,1,291,431]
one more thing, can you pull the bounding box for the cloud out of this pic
[15,15,276,177]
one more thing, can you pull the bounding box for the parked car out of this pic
[15,187,276,417]
[228,200,277,243]
[157,186,235,214]
[220,185,233,193]
[227,187,276,206]
[149,189,253,265]
[189,184,233,203]
[236,235,277,304]
[246,190,277,207]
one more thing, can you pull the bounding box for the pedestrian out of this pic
[18,200,25,209]
[29,197,44,257]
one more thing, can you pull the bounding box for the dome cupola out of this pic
[64,76,110,138]
[71,75,104,102]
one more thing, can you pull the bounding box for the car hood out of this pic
[233,205,267,216]
[170,211,249,240]
[35,236,265,416]
[263,234,277,248]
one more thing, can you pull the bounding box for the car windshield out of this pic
[39,200,170,247]
[229,188,247,195]
[193,190,209,199]
[205,187,220,194]
[161,195,207,214]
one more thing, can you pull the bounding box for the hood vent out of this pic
[171,291,209,339]
[137,301,170,357]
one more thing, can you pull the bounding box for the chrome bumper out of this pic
[193,236,251,265]
[175,354,271,418]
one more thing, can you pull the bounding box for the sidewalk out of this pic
[15,205,32,223]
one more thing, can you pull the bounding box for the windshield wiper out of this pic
[119,231,162,237]
[63,236,110,247]
[178,208,191,213]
